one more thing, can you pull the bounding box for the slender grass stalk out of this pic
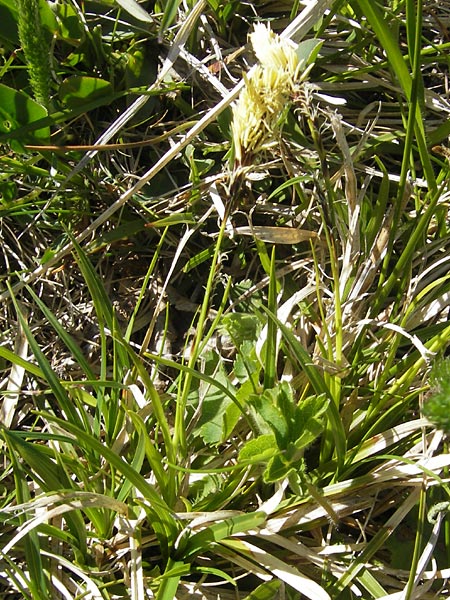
[403,482,427,600]
[263,246,277,390]
[378,0,424,294]
[172,214,229,460]
[16,0,51,108]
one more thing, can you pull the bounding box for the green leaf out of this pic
[243,580,281,600]
[59,76,113,108]
[192,350,238,445]
[180,511,267,560]
[295,38,323,72]
[0,83,50,147]
[219,314,260,347]
[423,358,450,433]
[293,394,329,450]
[0,0,20,46]
[239,434,278,464]
[55,2,84,42]
[264,452,303,483]
[116,0,153,23]
[249,390,289,446]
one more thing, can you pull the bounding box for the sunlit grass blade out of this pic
[179,511,266,560]
[1,427,89,552]
[8,286,84,428]
[329,488,421,596]
[69,235,130,440]
[354,0,435,196]
[158,0,182,40]
[221,538,331,600]
[36,411,180,553]
[263,246,277,390]
[2,436,48,599]
[24,285,95,380]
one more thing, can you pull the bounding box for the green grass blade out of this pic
[1,427,88,552]
[179,511,267,560]
[0,344,44,380]
[36,412,179,547]
[263,246,277,390]
[8,287,83,428]
[24,285,95,380]
[2,437,48,599]
[354,0,436,194]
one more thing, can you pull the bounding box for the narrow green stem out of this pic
[173,215,228,459]
[403,481,426,600]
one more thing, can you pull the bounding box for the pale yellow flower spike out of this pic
[250,23,299,78]
[232,23,299,164]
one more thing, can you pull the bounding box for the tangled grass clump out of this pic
[1,0,450,598]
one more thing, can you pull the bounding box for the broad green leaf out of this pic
[264,452,303,483]
[295,38,323,72]
[55,2,84,41]
[192,350,238,445]
[243,580,281,600]
[260,306,346,467]
[59,76,113,108]
[37,0,58,38]
[219,314,260,347]
[293,394,329,450]
[239,434,278,464]
[249,390,288,445]
[0,0,19,46]
[115,0,153,23]
[0,83,50,146]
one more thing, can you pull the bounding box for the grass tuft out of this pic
[1,0,450,598]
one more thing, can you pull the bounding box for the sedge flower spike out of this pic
[232,24,300,164]
[250,24,300,78]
